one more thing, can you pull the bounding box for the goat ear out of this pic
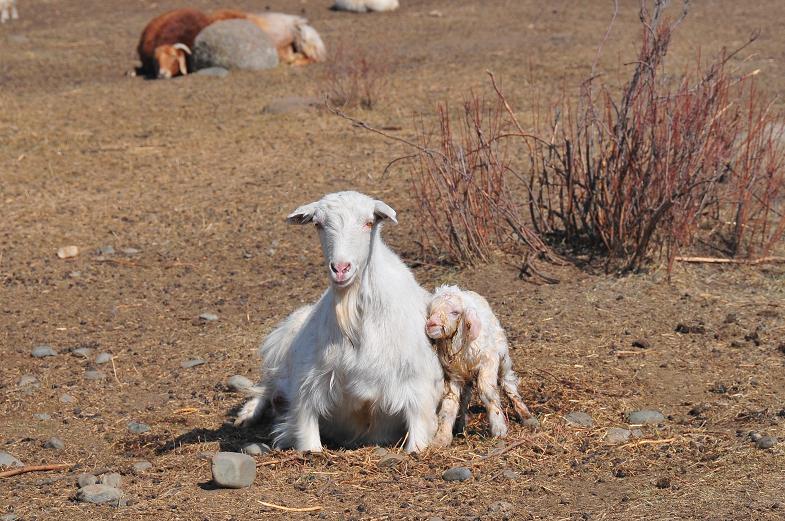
[373,200,397,224]
[463,307,481,343]
[286,202,319,224]
[177,52,188,76]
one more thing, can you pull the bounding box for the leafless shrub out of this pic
[320,41,390,110]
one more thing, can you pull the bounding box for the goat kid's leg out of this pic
[453,381,473,435]
[432,379,462,447]
[499,354,533,420]
[294,402,322,452]
[477,358,508,437]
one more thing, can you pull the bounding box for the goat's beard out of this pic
[333,275,362,347]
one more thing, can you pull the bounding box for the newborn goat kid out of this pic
[426,285,532,446]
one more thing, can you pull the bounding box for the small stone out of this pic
[241,443,271,456]
[1,514,19,521]
[194,66,231,77]
[675,323,705,334]
[77,473,97,487]
[43,437,65,450]
[211,452,256,488]
[372,447,388,457]
[32,345,57,358]
[757,436,777,449]
[128,421,150,434]
[132,461,152,474]
[181,359,206,369]
[749,432,762,442]
[655,477,671,489]
[262,96,321,115]
[199,312,219,322]
[442,466,472,482]
[501,468,518,480]
[18,374,39,387]
[626,409,665,425]
[0,451,23,468]
[121,247,140,256]
[429,9,443,17]
[378,453,406,468]
[57,245,79,259]
[34,413,51,420]
[606,427,631,445]
[631,429,644,438]
[488,500,513,514]
[99,472,122,488]
[95,352,113,364]
[97,246,115,255]
[76,484,123,505]
[197,451,216,461]
[72,347,94,358]
[69,271,81,278]
[521,417,540,429]
[60,394,76,403]
[84,369,105,380]
[632,339,650,349]
[724,313,737,324]
[564,411,593,428]
[227,374,253,392]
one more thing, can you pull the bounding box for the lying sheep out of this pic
[1,0,18,23]
[425,285,533,446]
[332,0,399,13]
[137,8,213,79]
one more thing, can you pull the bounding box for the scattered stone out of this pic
[199,312,219,322]
[521,417,540,429]
[72,347,94,358]
[442,466,472,482]
[501,468,518,480]
[43,437,65,450]
[675,323,705,334]
[60,394,75,403]
[626,409,665,425]
[606,427,631,445]
[749,432,762,442]
[655,477,671,489]
[632,338,650,349]
[262,96,321,115]
[193,19,279,71]
[241,443,271,456]
[99,472,122,488]
[564,411,593,428]
[97,245,115,255]
[69,271,81,278]
[34,413,51,421]
[1,514,19,521]
[688,403,710,417]
[18,374,39,387]
[121,247,140,256]
[32,345,57,358]
[181,359,206,369]
[77,473,97,487]
[84,369,105,380]
[76,484,123,506]
[193,66,230,77]
[488,501,513,514]
[57,245,79,259]
[132,461,152,474]
[723,312,737,324]
[197,451,216,461]
[631,429,644,438]
[95,352,113,364]
[127,421,150,434]
[211,452,256,488]
[378,453,406,468]
[757,436,777,450]
[372,447,388,457]
[227,374,253,392]
[0,451,23,468]
[429,9,443,17]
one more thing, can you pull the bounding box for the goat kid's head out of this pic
[287,191,397,289]
[426,286,481,342]
[155,43,191,79]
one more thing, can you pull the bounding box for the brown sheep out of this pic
[137,8,212,79]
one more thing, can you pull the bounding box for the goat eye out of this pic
[364,220,374,229]
[450,311,460,316]
[314,222,323,229]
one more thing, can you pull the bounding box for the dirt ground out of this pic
[2,0,785,519]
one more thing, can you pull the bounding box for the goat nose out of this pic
[330,262,352,274]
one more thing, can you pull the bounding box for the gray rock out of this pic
[750,432,762,442]
[606,428,631,445]
[564,411,593,428]
[181,359,206,369]
[0,451,23,468]
[193,19,279,72]
[99,472,122,488]
[132,461,152,474]
[96,352,113,364]
[631,429,644,438]
[76,484,124,505]
[98,246,115,255]
[18,374,39,387]
[44,437,65,450]
[34,413,51,421]
[193,66,230,77]
[32,345,57,358]
[488,500,513,514]
[198,312,219,322]
[501,468,518,480]
[84,369,105,380]
[427,518,444,521]
[227,374,253,392]
[72,347,94,358]
[211,452,256,488]
[442,466,472,482]
[77,473,97,487]
[121,247,140,256]
[378,453,406,468]
[263,96,321,115]
[59,394,75,403]
[128,421,150,434]
[372,447,388,457]
[241,443,271,456]
[757,436,777,449]
[1,514,19,521]
[626,409,665,425]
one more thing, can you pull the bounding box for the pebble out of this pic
[121,247,140,256]
[77,473,97,487]
[57,245,79,259]
[656,477,671,489]
[128,421,150,434]
[34,413,51,421]
[488,500,513,514]
[95,352,113,364]
[32,345,57,358]
[372,447,389,457]
[626,409,665,425]
[632,339,650,349]
[72,347,94,358]
[199,312,219,321]
[757,436,777,449]
[564,411,593,428]
[1,514,19,521]
[60,394,76,403]
[521,417,540,429]
[100,472,122,488]
[76,484,124,506]
[606,427,632,445]
[44,437,65,450]
[501,469,518,480]
[378,453,406,468]
[262,96,321,115]
[0,451,23,468]
[241,443,271,456]
[227,374,253,392]
[211,452,256,488]
[193,66,230,77]
[181,359,206,369]
[18,374,39,387]
[98,245,115,255]
[749,432,762,442]
[132,461,152,474]
[84,369,105,380]
[442,466,472,482]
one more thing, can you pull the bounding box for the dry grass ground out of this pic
[1,0,785,519]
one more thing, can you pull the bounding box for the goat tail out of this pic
[294,22,327,63]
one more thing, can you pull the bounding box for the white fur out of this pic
[332,0,399,13]
[236,191,443,452]
[252,12,326,63]
[0,0,18,23]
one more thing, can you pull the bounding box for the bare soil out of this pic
[2,1,785,519]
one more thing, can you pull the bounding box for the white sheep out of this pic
[425,285,533,446]
[1,0,18,23]
[332,0,399,13]
[236,191,443,452]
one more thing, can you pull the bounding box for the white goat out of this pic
[1,0,18,23]
[236,191,443,452]
[332,0,399,13]
[425,285,533,446]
